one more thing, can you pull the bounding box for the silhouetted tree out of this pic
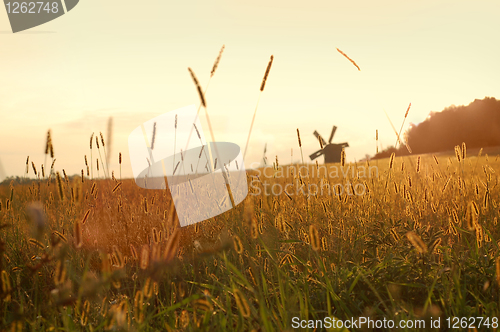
[373,97,500,158]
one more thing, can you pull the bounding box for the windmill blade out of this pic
[340,142,349,148]
[313,131,327,146]
[328,126,337,143]
[309,149,324,161]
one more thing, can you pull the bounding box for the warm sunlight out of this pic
[1,1,500,330]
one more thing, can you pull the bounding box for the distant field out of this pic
[433,145,500,158]
[1,147,500,331]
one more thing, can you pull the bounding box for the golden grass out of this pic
[2,139,500,329]
[210,45,225,77]
[260,55,274,92]
[336,47,361,71]
[188,67,206,108]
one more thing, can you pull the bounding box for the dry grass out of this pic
[336,47,361,71]
[3,114,500,332]
[2,146,500,330]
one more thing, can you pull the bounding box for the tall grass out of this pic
[1,141,500,330]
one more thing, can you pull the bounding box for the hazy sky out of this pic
[1,0,499,180]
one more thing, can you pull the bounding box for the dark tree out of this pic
[373,97,500,158]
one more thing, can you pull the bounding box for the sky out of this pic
[1,0,499,180]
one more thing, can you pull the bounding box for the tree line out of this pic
[373,97,500,159]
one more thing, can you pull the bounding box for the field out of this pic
[1,146,500,331]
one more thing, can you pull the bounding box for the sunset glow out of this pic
[1,0,499,179]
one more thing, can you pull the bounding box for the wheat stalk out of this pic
[74,220,82,248]
[383,152,396,192]
[100,132,110,178]
[112,182,122,194]
[90,133,94,179]
[233,288,251,318]
[186,68,216,174]
[140,245,150,270]
[309,225,320,251]
[95,136,105,178]
[188,67,206,107]
[28,238,45,249]
[82,209,91,225]
[62,169,69,184]
[454,145,461,163]
[134,290,144,323]
[297,129,304,164]
[406,231,427,254]
[336,48,360,71]
[233,235,243,254]
[243,55,274,159]
[260,55,274,92]
[130,244,138,260]
[31,162,37,177]
[118,152,122,180]
[184,45,225,153]
[52,230,67,243]
[44,130,51,170]
[187,67,235,207]
[25,156,29,177]
[56,172,64,200]
[211,44,225,77]
[163,228,180,262]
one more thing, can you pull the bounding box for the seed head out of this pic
[210,44,225,77]
[389,153,395,169]
[454,145,461,162]
[188,67,206,107]
[100,132,105,147]
[45,130,52,155]
[406,231,427,254]
[309,225,320,251]
[260,55,274,92]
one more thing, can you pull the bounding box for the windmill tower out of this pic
[309,126,349,163]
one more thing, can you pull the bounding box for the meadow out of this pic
[1,140,500,331]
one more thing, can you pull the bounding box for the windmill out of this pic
[309,126,349,163]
